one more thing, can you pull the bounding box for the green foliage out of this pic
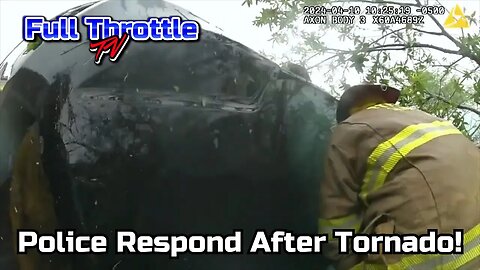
[245,0,480,140]
[25,36,42,53]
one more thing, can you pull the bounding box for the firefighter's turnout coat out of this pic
[319,103,480,270]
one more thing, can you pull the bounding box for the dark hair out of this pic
[336,85,398,123]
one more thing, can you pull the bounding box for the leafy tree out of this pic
[243,0,480,140]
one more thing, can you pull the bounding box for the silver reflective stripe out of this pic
[457,255,480,270]
[354,225,480,270]
[407,234,480,270]
[359,121,460,204]
[364,124,453,198]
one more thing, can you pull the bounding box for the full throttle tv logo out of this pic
[22,16,200,65]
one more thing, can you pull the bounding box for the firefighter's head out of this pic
[336,83,401,123]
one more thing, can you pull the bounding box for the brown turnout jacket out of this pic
[319,103,480,270]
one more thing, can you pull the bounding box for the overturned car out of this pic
[0,1,337,269]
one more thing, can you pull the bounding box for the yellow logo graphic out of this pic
[443,4,469,28]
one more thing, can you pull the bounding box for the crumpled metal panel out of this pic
[0,0,337,269]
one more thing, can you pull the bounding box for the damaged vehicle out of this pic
[0,0,337,269]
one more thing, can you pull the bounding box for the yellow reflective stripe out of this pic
[466,224,480,243]
[360,120,456,202]
[366,103,412,111]
[318,214,362,240]
[393,223,480,269]
[441,244,480,269]
[430,223,480,269]
[350,223,480,270]
[374,128,460,194]
[458,253,480,270]
[367,103,393,109]
[359,121,460,203]
[350,262,386,270]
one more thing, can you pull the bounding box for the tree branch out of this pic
[364,47,412,53]
[367,43,461,55]
[308,42,463,69]
[468,122,480,138]
[307,54,343,70]
[427,92,480,116]
[305,51,322,63]
[414,0,463,48]
[439,56,465,83]
[411,28,443,36]
[320,42,461,55]
[368,27,406,46]
[459,66,480,84]
[376,63,408,87]
[456,104,480,116]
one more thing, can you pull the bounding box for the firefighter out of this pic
[0,1,337,269]
[318,83,480,269]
